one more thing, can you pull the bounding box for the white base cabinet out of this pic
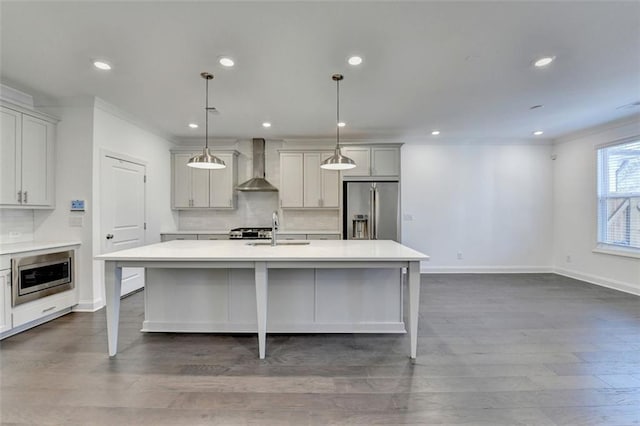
[1,103,57,208]
[143,267,404,333]
[0,268,11,334]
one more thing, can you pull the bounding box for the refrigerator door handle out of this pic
[369,186,375,240]
[374,187,380,239]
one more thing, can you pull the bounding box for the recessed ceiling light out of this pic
[431,130,440,136]
[337,122,346,127]
[262,122,271,128]
[534,56,555,67]
[188,123,199,129]
[219,57,235,67]
[347,56,363,66]
[93,60,112,70]
[533,130,544,136]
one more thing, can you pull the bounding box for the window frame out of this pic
[594,136,640,258]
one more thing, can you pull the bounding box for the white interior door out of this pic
[101,155,146,296]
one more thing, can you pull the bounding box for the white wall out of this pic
[34,101,95,309]
[401,142,554,272]
[91,100,177,307]
[553,117,640,295]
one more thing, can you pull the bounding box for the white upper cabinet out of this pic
[279,152,304,208]
[280,151,340,209]
[340,147,370,177]
[371,147,400,177]
[209,152,237,209]
[171,150,237,209]
[341,145,401,178]
[0,104,56,208]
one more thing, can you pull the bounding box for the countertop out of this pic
[96,239,428,262]
[0,241,82,256]
[161,230,341,235]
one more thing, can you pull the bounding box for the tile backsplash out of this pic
[178,192,339,232]
[0,209,34,243]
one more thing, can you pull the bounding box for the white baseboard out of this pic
[421,265,554,274]
[73,298,105,312]
[554,267,640,296]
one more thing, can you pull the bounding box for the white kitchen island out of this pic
[96,239,428,359]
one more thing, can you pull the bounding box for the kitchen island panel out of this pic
[142,267,403,334]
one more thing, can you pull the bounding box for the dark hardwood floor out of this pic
[1,274,639,425]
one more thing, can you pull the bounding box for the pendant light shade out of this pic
[321,74,356,170]
[187,72,226,169]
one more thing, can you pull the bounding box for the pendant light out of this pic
[321,74,356,170]
[187,72,226,169]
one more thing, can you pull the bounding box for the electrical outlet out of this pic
[457,252,463,260]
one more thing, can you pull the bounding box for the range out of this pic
[229,227,272,240]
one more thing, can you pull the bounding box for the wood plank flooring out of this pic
[1,273,639,425]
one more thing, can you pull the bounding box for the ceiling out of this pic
[1,1,639,143]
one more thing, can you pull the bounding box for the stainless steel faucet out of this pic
[271,211,279,246]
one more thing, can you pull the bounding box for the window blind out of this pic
[597,139,640,250]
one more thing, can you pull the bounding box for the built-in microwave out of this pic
[12,250,74,306]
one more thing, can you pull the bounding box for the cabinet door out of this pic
[0,107,21,205]
[341,147,370,177]
[0,269,11,334]
[197,234,229,240]
[371,147,400,177]
[191,167,210,207]
[303,153,322,207]
[21,114,55,206]
[280,153,304,208]
[173,154,193,208]
[209,153,235,208]
[161,234,198,241]
[320,152,340,208]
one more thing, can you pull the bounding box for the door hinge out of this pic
[144,222,147,230]
[144,175,147,183]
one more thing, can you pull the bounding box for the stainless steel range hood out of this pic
[235,138,278,192]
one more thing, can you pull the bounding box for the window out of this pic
[597,139,640,251]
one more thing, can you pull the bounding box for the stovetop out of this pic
[229,227,272,240]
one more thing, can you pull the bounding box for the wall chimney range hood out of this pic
[235,138,278,192]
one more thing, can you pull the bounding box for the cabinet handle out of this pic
[42,306,56,313]
[17,190,22,203]
[24,191,28,203]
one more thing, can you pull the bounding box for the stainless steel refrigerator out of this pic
[343,181,400,241]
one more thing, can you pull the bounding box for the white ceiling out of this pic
[1,1,639,143]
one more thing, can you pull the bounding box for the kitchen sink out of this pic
[245,241,311,246]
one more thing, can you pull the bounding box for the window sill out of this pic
[593,244,640,259]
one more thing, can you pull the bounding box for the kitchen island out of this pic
[96,239,428,359]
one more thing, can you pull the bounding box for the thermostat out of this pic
[70,200,85,211]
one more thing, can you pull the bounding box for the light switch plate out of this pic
[70,200,85,211]
[69,216,83,227]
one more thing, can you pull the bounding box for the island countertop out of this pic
[95,239,428,262]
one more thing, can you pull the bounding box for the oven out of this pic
[229,227,272,240]
[12,250,74,306]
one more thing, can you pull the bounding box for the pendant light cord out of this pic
[336,77,340,149]
[205,77,209,150]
